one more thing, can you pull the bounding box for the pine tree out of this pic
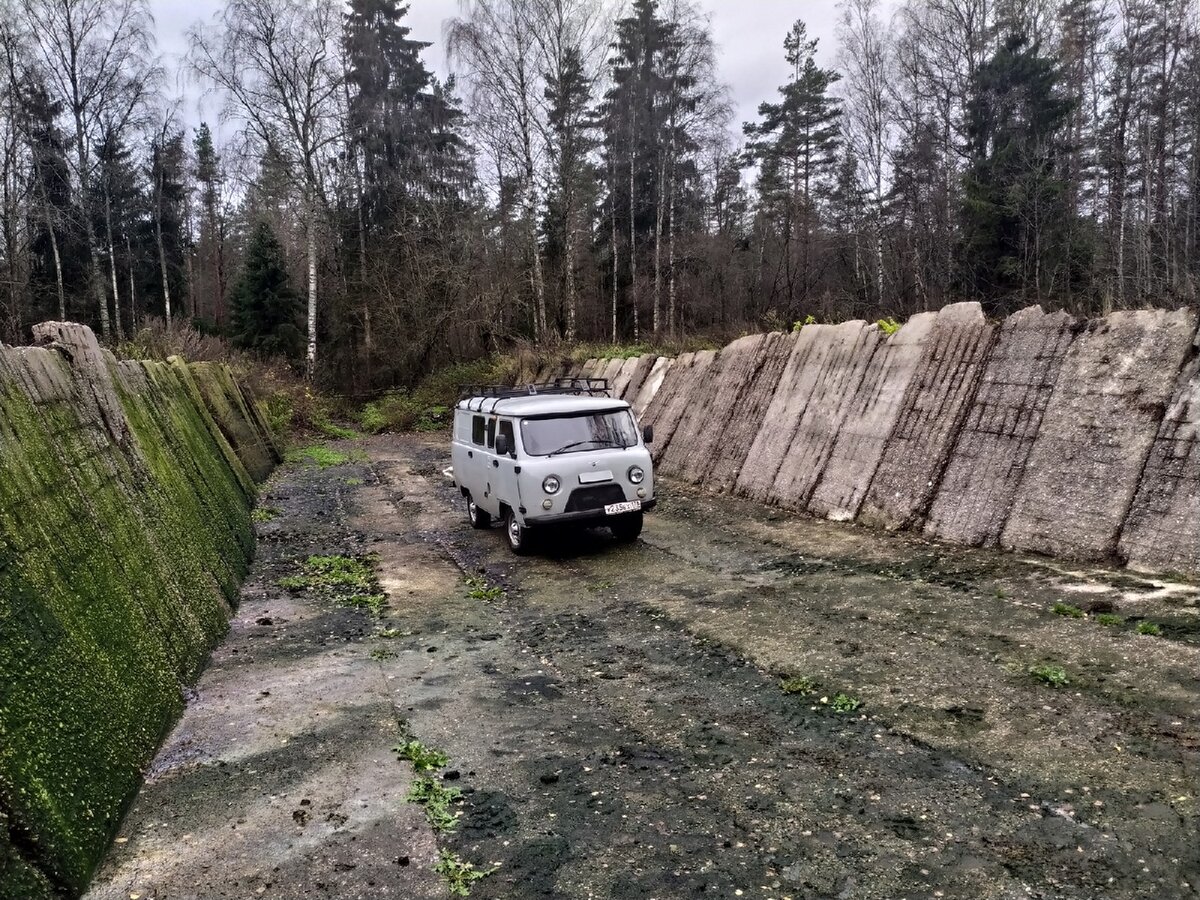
[230,220,303,358]
[193,123,227,326]
[743,20,842,313]
[961,32,1079,310]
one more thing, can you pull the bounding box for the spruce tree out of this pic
[230,221,304,359]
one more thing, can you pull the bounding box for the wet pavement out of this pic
[89,433,1200,900]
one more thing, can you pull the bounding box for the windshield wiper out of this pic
[548,439,621,456]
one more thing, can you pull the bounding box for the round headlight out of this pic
[628,465,645,485]
[542,475,561,495]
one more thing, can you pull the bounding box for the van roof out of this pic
[457,394,630,417]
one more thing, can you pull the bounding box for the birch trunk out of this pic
[104,186,123,339]
[306,191,318,379]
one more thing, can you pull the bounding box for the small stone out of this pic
[539,773,559,785]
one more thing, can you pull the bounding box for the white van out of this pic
[449,381,655,554]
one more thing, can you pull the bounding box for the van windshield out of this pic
[521,410,639,456]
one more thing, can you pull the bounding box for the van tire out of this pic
[467,497,491,529]
[505,509,533,555]
[610,511,643,543]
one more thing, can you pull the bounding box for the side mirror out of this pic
[643,425,654,444]
[495,434,510,457]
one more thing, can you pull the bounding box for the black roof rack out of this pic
[458,377,610,402]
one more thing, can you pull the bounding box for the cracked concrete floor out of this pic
[88,433,1200,900]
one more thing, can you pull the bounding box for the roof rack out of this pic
[458,377,610,402]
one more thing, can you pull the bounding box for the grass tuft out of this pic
[407,777,463,832]
[251,506,280,523]
[435,849,495,897]
[780,675,816,696]
[1030,664,1069,687]
[1095,613,1122,627]
[1052,602,1085,618]
[394,739,450,773]
[1136,621,1161,636]
[829,693,862,713]
[286,445,352,469]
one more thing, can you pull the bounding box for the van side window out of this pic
[487,418,497,448]
[472,415,485,445]
[498,420,515,456]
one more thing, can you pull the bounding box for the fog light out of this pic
[637,488,646,499]
[542,499,553,510]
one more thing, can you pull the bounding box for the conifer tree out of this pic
[230,220,303,359]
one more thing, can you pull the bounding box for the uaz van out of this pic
[449,380,655,554]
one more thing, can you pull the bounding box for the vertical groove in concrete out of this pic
[924,307,1078,547]
[709,333,799,493]
[631,357,674,419]
[858,303,997,531]
[620,354,657,404]
[667,335,771,483]
[1118,323,1200,574]
[649,350,718,463]
[806,312,938,522]
[1002,308,1199,562]
[641,353,694,431]
[599,357,625,391]
[768,322,882,510]
[610,357,640,399]
[734,325,836,503]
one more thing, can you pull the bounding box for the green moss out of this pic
[0,347,272,894]
[286,445,352,469]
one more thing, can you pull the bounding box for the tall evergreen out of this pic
[961,32,1079,310]
[193,123,227,326]
[230,220,303,359]
[743,20,842,312]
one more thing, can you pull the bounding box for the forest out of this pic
[0,0,1198,393]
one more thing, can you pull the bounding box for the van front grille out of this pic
[565,485,626,512]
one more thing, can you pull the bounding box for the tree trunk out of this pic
[653,151,665,336]
[306,190,319,379]
[155,166,172,328]
[611,154,619,344]
[72,116,109,337]
[104,186,123,339]
[126,233,137,328]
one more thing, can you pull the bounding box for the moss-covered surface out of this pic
[0,335,274,897]
[187,360,282,481]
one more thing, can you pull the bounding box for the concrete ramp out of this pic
[735,325,838,502]
[768,321,882,509]
[858,303,996,531]
[709,333,798,493]
[599,357,625,390]
[1119,323,1200,574]
[1002,308,1198,561]
[641,353,693,431]
[620,354,657,403]
[806,312,937,521]
[631,357,673,418]
[924,307,1078,547]
[649,350,718,463]
[611,356,640,399]
[668,335,771,483]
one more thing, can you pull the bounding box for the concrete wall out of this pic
[0,323,277,898]
[640,305,1200,577]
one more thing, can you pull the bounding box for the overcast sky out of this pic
[156,0,857,140]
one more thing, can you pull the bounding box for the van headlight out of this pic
[542,475,561,495]
[627,465,645,484]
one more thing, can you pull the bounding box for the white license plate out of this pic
[604,501,641,515]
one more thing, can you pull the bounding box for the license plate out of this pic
[604,501,641,515]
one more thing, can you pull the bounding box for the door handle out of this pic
[492,459,499,468]
[468,450,473,458]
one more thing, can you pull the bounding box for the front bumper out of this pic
[523,498,656,528]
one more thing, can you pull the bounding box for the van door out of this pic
[465,412,497,515]
[491,418,523,517]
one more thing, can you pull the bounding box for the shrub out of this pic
[1136,621,1161,636]
[876,317,902,335]
[1030,664,1069,687]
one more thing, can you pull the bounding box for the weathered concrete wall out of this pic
[0,323,276,898]
[707,333,798,493]
[661,335,770,483]
[924,307,1078,547]
[806,313,937,521]
[858,303,996,531]
[1119,324,1200,574]
[1002,308,1197,562]
[631,356,672,416]
[767,322,883,509]
[647,350,717,462]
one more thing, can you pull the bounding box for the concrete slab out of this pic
[641,353,694,431]
[631,357,673,418]
[806,312,938,522]
[1119,324,1200,576]
[858,302,996,531]
[708,333,798,494]
[1002,308,1198,562]
[769,322,882,510]
[649,350,718,463]
[924,307,1078,547]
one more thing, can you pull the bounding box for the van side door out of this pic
[491,418,523,516]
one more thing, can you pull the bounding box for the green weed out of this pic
[792,314,818,332]
[434,849,495,897]
[1052,602,1085,619]
[407,777,463,832]
[465,575,504,602]
[286,445,351,469]
[1095,613,1122,626]
[251,506,280,523]
[345,477,364,486]
[1030,664,1069,687]
[340,593,388,617]
[369,647,396,661]
[876,317,902,335]
[1136,621,1161,636]
[377,626,412,639]
[780,675,816,696]
[316,418,363,441]
[278,555,385,615]
[829,693,862,713]
[395,740,450,773]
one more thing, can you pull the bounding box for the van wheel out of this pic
[505,510,533,555]
[610,511,643,543]
[466,497,491,529]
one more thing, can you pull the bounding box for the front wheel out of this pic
[466,496,491,529]
[610,511,644,543]
[505,509,534,555]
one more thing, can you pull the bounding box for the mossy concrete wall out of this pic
[572,305,1200,578]
[0,322,277,898]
